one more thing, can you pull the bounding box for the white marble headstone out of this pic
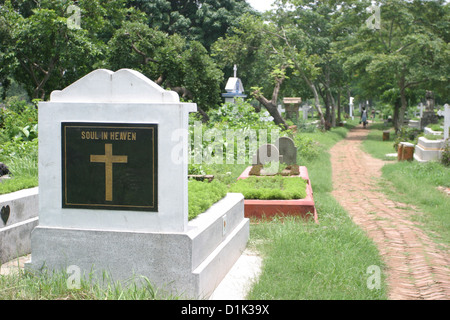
[444,104,450,140]
[38,69,196,233]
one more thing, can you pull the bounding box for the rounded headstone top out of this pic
[50,69,181,104]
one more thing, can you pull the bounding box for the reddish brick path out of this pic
[330,126,450,300]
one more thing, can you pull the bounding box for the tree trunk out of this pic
[303,76,325,128]
[253,92,288,130]
[251,68,288,130]
[330,93,337,128]
[393,99,401,134]
[395,77,408,133]
[337,89,341,124]
[197,106,210,123]
[397,88,408,133]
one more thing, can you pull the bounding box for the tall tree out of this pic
[126,0,255,49]
[0,0,140,100]
[268,0,362,129]
[106,21,223,115]
[338,0,450,132]
[0,2,102,99]
[212,13,295,129]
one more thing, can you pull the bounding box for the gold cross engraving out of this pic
[90,144,128,201]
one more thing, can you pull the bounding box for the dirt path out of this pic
[330,125,450,300]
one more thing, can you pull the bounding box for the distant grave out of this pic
[241,136,317,221]
[283,98,302,122]
[414,103,450,163]
[420,91,439,129]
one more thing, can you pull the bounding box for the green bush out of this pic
[188,179,228,220]
[296,118,317,133]
[294,134,320,161]
[0,139,38,194]
[0,97,39,193]
[393,127,422,150]
[441,139,450,167]
[0,100,38,142]
[188,99,288,168]
[428,124,443,132]
[207,98,279,130]
[229,176,307,200]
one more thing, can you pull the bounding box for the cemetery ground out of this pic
[332,124,450,300]
[1,117,449,300]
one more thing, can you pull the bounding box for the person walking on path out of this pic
[361,107,368,128]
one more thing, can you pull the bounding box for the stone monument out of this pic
[283,98,302,122]
[26,69,249,298]
[221,65,247,103]
[420,91,439,129]
[276,137,297,165]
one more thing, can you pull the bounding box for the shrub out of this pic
[188,179,227,220]
[0,101,38,142]
[296,118,317,133]
[188,99,287,167]
[0,139,38,177]
[441,139,450,167]
[207,98,279,130]
[393,127,421,151]
[429,124,443,132]
[229,176,307,200]
[294,135,320,161]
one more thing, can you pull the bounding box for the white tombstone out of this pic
[302,105,311,121]
[418,103,425,118]
[26,69,249,299]
[414,104,449,162]
[349,97,354,120]
[443,104,450,140]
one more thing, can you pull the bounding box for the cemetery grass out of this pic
[0,268,179,300]
[362,123,450,247]
[0,153,38,195]
[381,162,450,247]
[188,179,228,220]
[361,122,397,160]
[247,123,388,300]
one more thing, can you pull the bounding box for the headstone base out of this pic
[420,111,439,129]
[413,137,445,163]
[0,188,39,264]
[26,193,249,299]
[397,142,415,161]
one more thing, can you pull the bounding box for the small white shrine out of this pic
[222,65,247,103]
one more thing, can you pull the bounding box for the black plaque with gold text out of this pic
[62,123,158,211]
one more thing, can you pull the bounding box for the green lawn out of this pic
[0,140,39,195]
[362,121,450,247]
[361,122,397,160]
[247,122,388,300]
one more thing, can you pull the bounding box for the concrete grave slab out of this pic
[26,69,249,299]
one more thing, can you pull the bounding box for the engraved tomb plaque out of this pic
[62,123,158,211]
